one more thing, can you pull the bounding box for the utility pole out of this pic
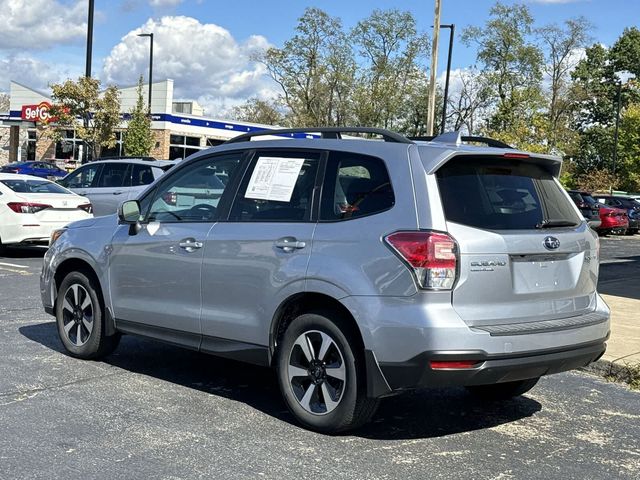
[138,33,155,114]
[426,0,442,136]
[85,0,94,77]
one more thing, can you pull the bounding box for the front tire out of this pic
[55,271,120,359]
[276,312,378,433]
[466,377,540,401]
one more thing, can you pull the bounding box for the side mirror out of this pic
[118,200,141,224]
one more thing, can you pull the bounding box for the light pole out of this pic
[137,33,154,114]
[85,0,94,77]
[426,0,442,136]
[439,24,455,134]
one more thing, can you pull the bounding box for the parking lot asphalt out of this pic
[0,239,639,480]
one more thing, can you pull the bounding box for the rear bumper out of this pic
[378,338,607,391]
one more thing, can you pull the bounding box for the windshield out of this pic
[437,157,582,230]
[1,179,70,194]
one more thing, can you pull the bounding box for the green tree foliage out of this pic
[462,2,544,134]
[258,7,355,127]
[617,101,640,191]
[230,97,284,126]
[350,9,429,134]
[610,27,640,78]
[123,77,154,157]
[46,76,121,161]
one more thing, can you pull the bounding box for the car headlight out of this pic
[50,228,67,246]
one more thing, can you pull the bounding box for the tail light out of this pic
[384,231,457,289]
[78,203,93,214]
[163,192,177,206]
[7,202,52,214]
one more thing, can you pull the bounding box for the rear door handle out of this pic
[274,237,306,252]
[113,191,124,195]
[178,239,204,252]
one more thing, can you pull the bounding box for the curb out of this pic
[580,359,640,388]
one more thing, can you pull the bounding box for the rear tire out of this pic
[466,377,540,401]
[276,312,378,433]
[55,271,120,359]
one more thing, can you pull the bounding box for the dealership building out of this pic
[0,79,275,166]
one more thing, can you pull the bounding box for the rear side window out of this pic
[96,163,130,188]
[320,152,394,221]
[131,164,155,186]
[229,151,320,222]
[437,157,581,230]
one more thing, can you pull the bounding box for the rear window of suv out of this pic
[436,157,581,230]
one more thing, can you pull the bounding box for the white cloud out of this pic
[0,0,87,50]
[102,16,279,117]
[149,0,183,6]
[0,54,80,93]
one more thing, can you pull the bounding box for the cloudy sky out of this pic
[1,0,638,117]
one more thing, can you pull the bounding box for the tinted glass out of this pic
[229,151,320,222]
[185,136,200,146]
[131,164,155,186]
[437,157,581,230]
[64,164,101,188]
[97,163,129,188]
[147,154,243,223]
[320,151,394,221]
[1,179,69,194]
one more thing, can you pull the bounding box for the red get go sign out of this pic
[21,101,55,123]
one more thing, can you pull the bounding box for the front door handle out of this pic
[274,237,306,253]
[178,238,204,252]
[113,191,124,195]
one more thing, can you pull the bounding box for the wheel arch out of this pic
[53,258,116,336]
[269,291,392,398]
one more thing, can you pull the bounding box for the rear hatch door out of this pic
[435,154,599,327]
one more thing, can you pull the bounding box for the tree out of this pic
[123,77,154,157]
[258,7,355,127]
[350,9,429,132]
[610,27,640,78]
[0,93,9,112]
[537,17,593,149]
[617,101,640,191]
[462,2,544,134]
[230,97,284,125]
[46,76,121,161]
[446,68,493,134]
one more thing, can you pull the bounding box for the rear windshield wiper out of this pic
[535,220,578,229]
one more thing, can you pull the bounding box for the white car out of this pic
[0,174,93,251]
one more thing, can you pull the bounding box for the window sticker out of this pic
[245,157,305,202]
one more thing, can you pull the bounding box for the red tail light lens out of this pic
[7,202,52,214]
[385,231,457,289]
[78,203,93,214]
[430,360,479,370]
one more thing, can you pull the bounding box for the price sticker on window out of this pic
[245,157,305,202]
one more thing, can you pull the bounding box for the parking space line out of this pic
[0,266,31,275]
[0,262,29,269]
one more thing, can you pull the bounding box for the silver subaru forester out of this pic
[41,128,610,433]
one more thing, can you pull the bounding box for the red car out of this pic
[597,205,629,235]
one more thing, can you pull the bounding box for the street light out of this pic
[439,24,455,134]
[612,70,635,183]
[137,33,154,114]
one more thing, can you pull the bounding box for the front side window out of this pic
[229,151,320,222]
[146,154,243,223]
[320,151,395,221]
[131,164,155,187]
[437,157,582,230]
[63,164,102,188]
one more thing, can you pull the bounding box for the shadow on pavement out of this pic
[20,321,542,440]
[0,246,46,259]
[598,256,640,301]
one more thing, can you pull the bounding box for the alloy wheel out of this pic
[287,330,346,415]
[61,284,94,347]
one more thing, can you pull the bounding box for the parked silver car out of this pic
[57,158,175,216]
[41,128,610,432]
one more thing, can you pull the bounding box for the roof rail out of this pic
[224,127,413,144]
[409,133,513,149]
